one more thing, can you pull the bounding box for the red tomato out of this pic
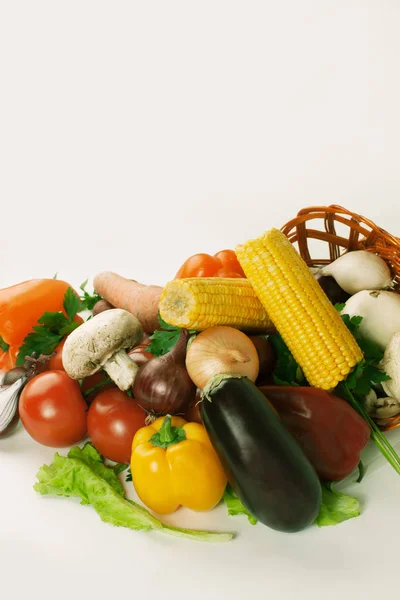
[87,388,147,463]
[174,249,245,279]
[175,254,220,278]
[213,249,245,277]
[19,370,87,447]
[45,338,66,371]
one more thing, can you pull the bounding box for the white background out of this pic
[1,2,400,599]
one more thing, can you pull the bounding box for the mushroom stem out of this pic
[103,350,139,391]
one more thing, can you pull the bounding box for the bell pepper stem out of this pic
[150,414,186,449]
[158,415,174,444]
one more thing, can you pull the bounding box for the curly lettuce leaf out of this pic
[34,443,233,543]
[223,485,257,525]
[223,482,360,529]
[315,483,360,527]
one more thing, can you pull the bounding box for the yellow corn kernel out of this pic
[236,229,363,390]
[159,277,273,332]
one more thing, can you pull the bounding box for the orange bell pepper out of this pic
[0,279,76,369]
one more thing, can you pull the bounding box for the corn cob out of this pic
[235,229,363,390]
[159,277,273,332]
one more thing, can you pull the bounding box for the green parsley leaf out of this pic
[17,328,63,365]
[223,485,257,525]
[38,312,70,333]
[64,287,82,320]
[339,310,391,399]
[126,466,132,482]
[59,321,80,337]
[269,333,305,386]
[334,302,346,312]
[340,313,363,337]
[0,336,9,352]
[147,314,196,357]
[79,279,102,311]
[16,287,82,366]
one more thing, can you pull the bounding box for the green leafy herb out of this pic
[34,443,233,542]
[269,333,305,386]
[147,314,196,357]
[0,336,9,352]
[79,279,102,311]
[223,485,257,525]
[334,302,346,312]
[334,310,400,473]
[126,466,132,482]
[64,287,82,321]
[340,313,363,337]
[315,482,360,527]
[16,288,82,365]
[334,306,390,395]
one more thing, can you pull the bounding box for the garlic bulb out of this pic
[320,250,393,295]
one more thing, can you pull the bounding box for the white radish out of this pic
[320,250,393,295]
[341,290,400,350]
[381,332,400,402]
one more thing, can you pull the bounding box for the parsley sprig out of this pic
[16,288,82,366]
[79,279,102,311]
[147,315,196,357]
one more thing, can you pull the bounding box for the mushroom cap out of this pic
[62,308,143,379]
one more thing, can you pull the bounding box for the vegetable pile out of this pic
[1,225,400,543]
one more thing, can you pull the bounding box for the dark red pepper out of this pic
[258,386,370,481]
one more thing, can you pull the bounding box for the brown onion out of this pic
[185,326,259,390]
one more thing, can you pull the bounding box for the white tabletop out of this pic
[1,2,400,599]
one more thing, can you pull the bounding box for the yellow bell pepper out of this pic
[130,414,227,514]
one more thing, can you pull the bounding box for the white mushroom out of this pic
[62,309,143,391]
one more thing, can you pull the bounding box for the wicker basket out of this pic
[281,204,400,432]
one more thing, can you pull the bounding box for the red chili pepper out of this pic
[259,386,370,481]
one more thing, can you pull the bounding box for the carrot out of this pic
[93,272,162,333]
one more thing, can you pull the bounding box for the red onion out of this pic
[132,329,196,415]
